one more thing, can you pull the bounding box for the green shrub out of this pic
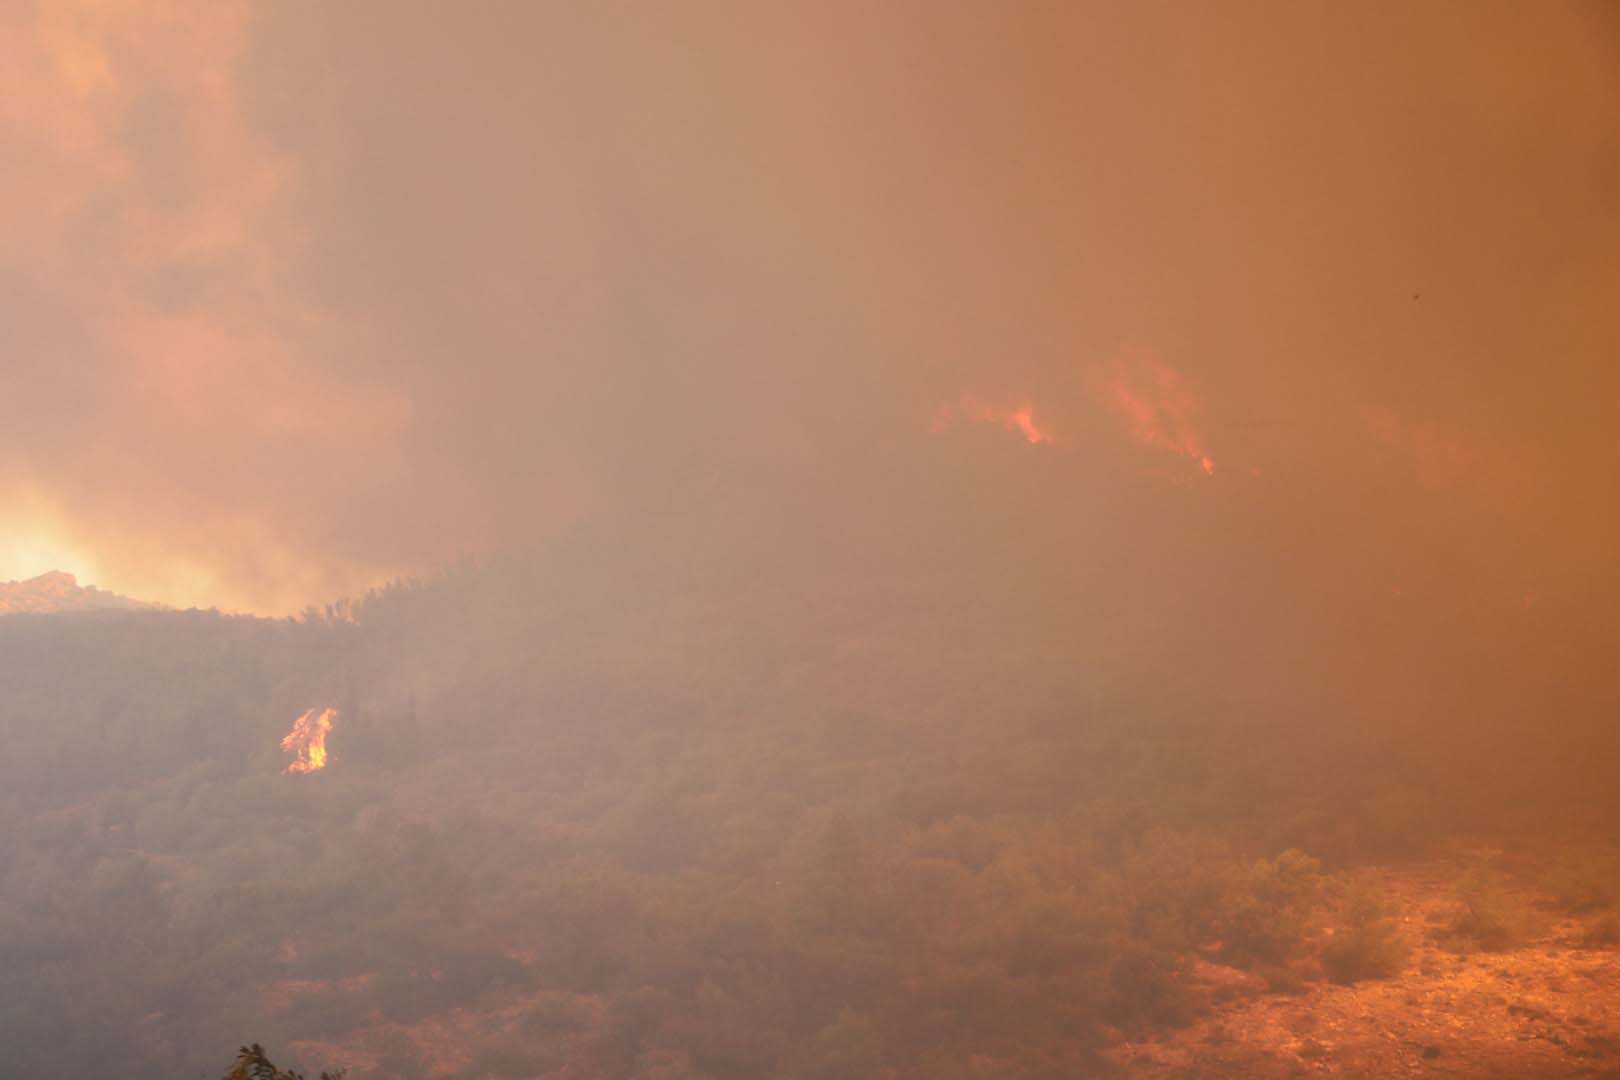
[1439,866,1543,953]
[1103,942,1196,1032]
[1322,877,1410,983]
[1220,849,1323,968]
[1579,911,1620,949]
[1116,830,1239,952]
[220,1044,345,1080]
[1543,854,1620,914]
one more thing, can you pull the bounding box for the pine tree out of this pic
[220,1043,346,1080]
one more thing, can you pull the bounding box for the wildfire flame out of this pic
[1095,353,1214,475]
[281,707,336,774]
[934,395,1054,445]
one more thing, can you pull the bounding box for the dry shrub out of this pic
[1322,875,1410,983]
[1439,865,1543,953]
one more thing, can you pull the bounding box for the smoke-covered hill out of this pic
[3,497,1619,1078]
[0,570,157,616]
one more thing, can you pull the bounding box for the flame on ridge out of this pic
[934,395,1054,445]
[1095,353,1214,475]
[281,707,336,774]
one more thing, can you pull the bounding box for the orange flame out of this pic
[1095,353,1214,474]
[934,395,1054,445]
[281,707,336,773]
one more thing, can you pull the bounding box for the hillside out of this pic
[1107,853,1620,1077]
[0,570,156,616]
[2,513,1619,1079]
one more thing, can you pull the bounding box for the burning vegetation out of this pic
[1096,353,1216,476]
[281,708,336,774]
[4,528,1620,1079]
[934,394,1055,445]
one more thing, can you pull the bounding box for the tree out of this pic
[220,1043,345,1080]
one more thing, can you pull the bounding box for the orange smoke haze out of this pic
[0,3,1617,615]
[281,708,335,774]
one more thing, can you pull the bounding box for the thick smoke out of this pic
[1,1,1617,620]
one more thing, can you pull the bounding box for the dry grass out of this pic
[1103,854,1620,1077]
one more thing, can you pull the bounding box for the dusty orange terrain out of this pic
[1105,860,1620,1078]
[273,855,1620,1079]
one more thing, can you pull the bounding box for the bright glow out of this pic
[0,526,103,586]
[1095,354,1215,475]
[2,490,400,614]
[281,708,337,774]
[935,395,1054,445]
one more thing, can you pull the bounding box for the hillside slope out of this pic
[0,570,156,615]
[3,514,1619,1078]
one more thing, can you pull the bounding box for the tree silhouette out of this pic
[221,1043,345,1080]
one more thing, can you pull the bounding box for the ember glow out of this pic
[281,708,336,774]
[935,395,1054,445]
[1096,355,1214,475]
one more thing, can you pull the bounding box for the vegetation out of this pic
[1439,866,1545,954]
[1544,852,1620,951]
[1544,852,1620,915]
[1322,875,1411,983]
[2,516,1616,1077]
[223,1044,345,1080]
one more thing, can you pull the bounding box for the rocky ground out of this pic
[1104,857,1620,1078]
[274,851,1620,1078]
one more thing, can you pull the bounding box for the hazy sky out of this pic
[3,1,1617,614]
